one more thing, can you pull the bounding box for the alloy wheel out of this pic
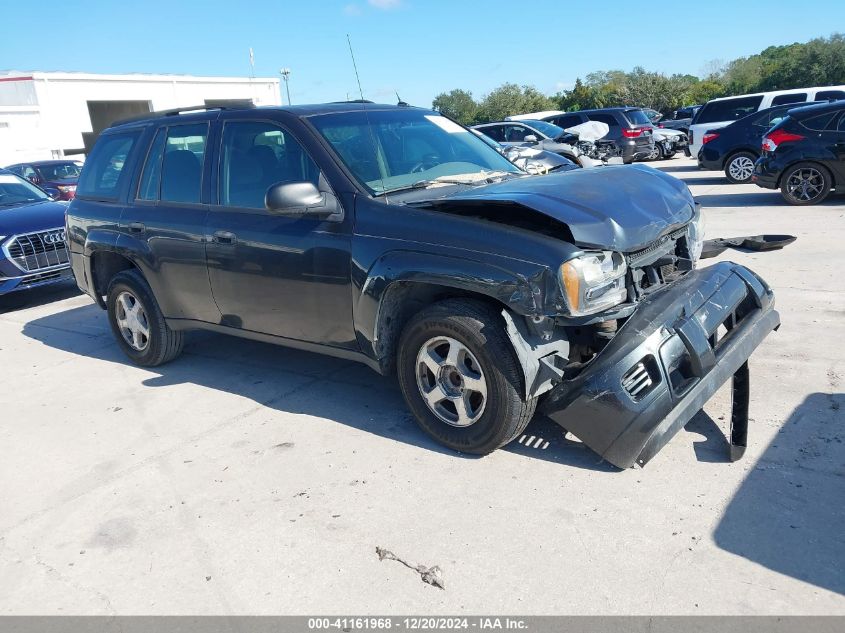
[728,155,755,181]
[785,167,825,202]
[415,336,487,427]
[115,290,150,351]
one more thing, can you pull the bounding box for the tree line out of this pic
[432,33,845,125]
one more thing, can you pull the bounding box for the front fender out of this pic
[354,249,554,364]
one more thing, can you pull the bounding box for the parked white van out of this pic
[688,85,845,158]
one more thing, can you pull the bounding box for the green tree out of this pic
[475,83,555,123]
[431,89,479,125]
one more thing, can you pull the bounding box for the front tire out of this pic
[106,269,184,366]
[780,162,832,205]
[397,299,536,455]
[724,151,756,184]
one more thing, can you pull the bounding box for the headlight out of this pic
[560,251,628,316]
[687,208,705,265]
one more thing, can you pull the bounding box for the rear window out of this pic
[623,109,652,126]
[771,93,807,106]
[695,96,765,125]
[76,131,140,200]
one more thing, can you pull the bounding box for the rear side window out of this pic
[587,113,619,127]
[77,132,139,200]
[800,111,839,131]
[137,123,208,204]
[752,108,791,127]
[771,93,807,106]
[696,96,765,124]
[816,90,845,101]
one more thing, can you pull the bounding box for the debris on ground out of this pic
[375,546,445,590]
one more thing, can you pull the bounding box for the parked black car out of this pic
[66,103,779,468]
[753,101,845,204]
[5,160,83,200]
[698,103,815,183]
[541,108,655,163]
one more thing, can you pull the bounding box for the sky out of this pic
[2,0,843,107]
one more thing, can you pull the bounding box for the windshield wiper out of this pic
[375,172,516,197]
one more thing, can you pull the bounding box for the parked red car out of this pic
[4,160,83,200]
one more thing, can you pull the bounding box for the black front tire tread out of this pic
[779,162,833,206]
[724,151,756,184]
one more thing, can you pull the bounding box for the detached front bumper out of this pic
[539,262,780,468]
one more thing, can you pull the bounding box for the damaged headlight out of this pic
[687,207,705,266]
[560,251,627,316]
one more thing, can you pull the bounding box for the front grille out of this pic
[4,228,70,273]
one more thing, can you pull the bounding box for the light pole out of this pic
[279,68,292,105]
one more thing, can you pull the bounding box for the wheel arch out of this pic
[89,250,139,309]
[776,159,836,189]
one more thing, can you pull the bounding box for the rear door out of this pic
[120,121,221,322]
[204,115,355,347]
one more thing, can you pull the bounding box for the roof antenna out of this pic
[396,91,409,107]
[347,34,388,202]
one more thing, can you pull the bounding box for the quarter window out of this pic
[551,114,583,129]
[587,113,619,127]
[801,112,838,131]
[77,132,139,200]
[219,121,320,209]
[816,90,845,101]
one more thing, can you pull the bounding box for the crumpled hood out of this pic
[0,200,68,236]
[417,164,695,252]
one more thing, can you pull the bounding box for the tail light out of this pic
[702,132,720,144]
[762,129,805,152]
[658,124,665,128]
[622,128,645,138]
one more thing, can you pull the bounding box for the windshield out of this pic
[521,119,565,138]
[309,109,520,195]
[0,172,51,207]
[624,109,653,126]
[36,162,82,180]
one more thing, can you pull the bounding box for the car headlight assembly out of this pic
[686,210,705,265]
[560,251,628,316]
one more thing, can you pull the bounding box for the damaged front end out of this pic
[538,261,779,468]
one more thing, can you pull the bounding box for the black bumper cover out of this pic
[539,262,780,468]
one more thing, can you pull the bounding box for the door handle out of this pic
[213,231,237,245]
[128,222,145,234]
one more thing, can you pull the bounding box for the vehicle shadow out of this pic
[695,191,787,208]
[21,303,619,472]
[653,164,701,173]
[713,392,845,595]
[0,281,80,314]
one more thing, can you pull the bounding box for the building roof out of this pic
[0,71,279,85]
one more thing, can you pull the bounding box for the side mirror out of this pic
[265,181,341,220]
[524,134,539,143]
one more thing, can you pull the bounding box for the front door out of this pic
[204,117,355,348]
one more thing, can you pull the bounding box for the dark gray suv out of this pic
[543,108,655,163]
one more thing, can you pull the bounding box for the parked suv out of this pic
[541,108,655,163]
[753,100,845,205]
[67,103,779,468]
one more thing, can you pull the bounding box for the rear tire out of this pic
[779,162,832,205]
[397,299,536,455]
[724,151,756,184]
[106,269,184,366]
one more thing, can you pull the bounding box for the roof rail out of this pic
[113,103,256,126]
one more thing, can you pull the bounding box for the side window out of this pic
[480,125,505,142]
[771,93,807,106]
[21,165,37,180]
[800,112,838,131]
[77,132,139,200]
[160,123,207,204]
[137,128,166,201]
[587,113,619,127]
[553,114,583,129]
[816,90,845,102]
[696,96,765,124]
[838,114,845,132]
[504,125,530,142]
[753,108,789,127]
[219,121,320,210]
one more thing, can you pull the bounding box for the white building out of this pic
[0,71,282,165]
